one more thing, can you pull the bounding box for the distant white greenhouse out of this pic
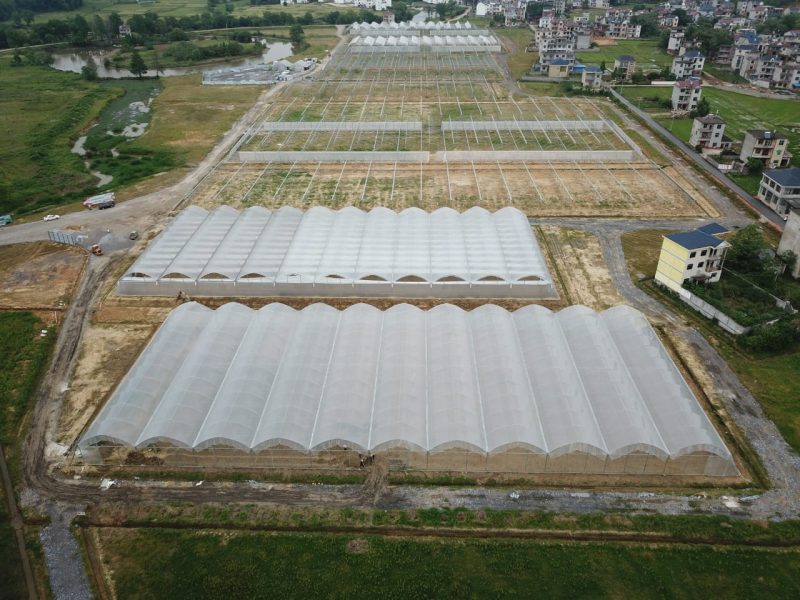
[118,206,557,299]
[79,302,736,476]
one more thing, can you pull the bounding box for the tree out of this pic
[526,2,544,21]
[685,18,732,57]
[630,13,658,38]
[691,95,710,117]
[289,24,305,48]
[746,157,764,176]
[392,1,412,22]
[671,8,690,27]
[726,224,770,275]
[107,12,123,37]
[129,49,147,78]
[81,56,98,80]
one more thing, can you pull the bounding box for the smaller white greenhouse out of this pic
[79,302,737,477]
[118,206,557,299]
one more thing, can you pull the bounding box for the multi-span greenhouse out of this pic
[117,206,557,299]
[79,302,736,476]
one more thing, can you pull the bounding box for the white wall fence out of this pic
[235,149,635,162]
[117,278,559,299]
[675,287,750,335]
[442,120,609,132]
[436,150,635,162]
[606,120,643,156]
[348,44,502,53]
[259,121,424,132]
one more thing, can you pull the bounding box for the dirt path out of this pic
[0,443,37,599]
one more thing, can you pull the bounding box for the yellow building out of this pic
[654,223,730,292]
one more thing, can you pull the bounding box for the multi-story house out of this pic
[614,54,636,80]
[672,77,703,112]
[655,223,731,291]
[672,50,706,78]
[667,30,685,54]
[537,31,577,69]
[757,168,800,219]
[581,65,604,89]
[689,114,732,154]
[772,61,800,89]
[740,130,792,168]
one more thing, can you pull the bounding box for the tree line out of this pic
[0,0,82,23]
[0,8,380,49]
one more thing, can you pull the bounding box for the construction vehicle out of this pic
[90,244,103,256]
[83,192,116,210]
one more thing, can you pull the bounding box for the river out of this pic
[50,41,294,79]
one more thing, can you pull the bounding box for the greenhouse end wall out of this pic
[79,445,739,478]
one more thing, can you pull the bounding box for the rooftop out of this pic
[763,167,800,188]
[79,302,732,466]
[747,130,787,140]
[695,222,729,236]
[666,230,727,250]
[696,114,725,125]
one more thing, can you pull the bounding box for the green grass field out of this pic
[0,54,261,216]
[620,86,800,167]
[622,230,800,454]
[494,26,534,80]
[98,528,800,599]
[577,39,672,70]
[0,312,56,598]
[0,57,120,215]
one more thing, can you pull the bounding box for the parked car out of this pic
[43,214,60,221]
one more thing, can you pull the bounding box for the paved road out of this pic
[609,87,785,229]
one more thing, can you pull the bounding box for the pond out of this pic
[50,41,294,79]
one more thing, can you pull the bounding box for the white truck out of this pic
[83,192,116,210]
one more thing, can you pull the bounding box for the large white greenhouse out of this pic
[79,302,737,477]
[118,206,557,299]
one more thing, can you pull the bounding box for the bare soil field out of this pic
[191,161,709,218]
[0,242,85,309]
[57,322,155,447]
[537,226,625,310]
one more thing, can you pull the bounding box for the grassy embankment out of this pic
[619,86,800,194]
[96,528,800,599]
[0,57,118,216]
[0,56,260,218]
[621,230,800,454]
[0,312,57,598]
[494,26,534,80]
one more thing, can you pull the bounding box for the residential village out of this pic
[521,0,799,220]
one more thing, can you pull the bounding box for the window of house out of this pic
[687,264,694,270]
[701,249,707,256]
[690,251,696,258]
[697,262,704,268]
